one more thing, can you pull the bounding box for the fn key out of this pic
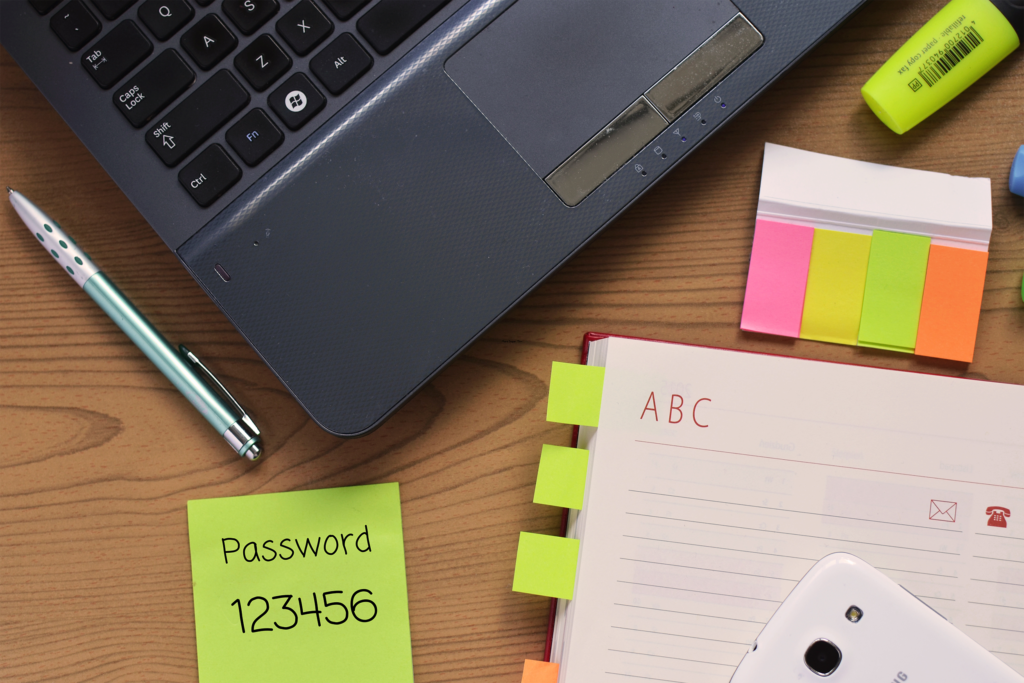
[178,145,241,206]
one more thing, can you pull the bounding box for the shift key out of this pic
[146,70,249,166]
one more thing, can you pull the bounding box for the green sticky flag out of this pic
[547,362,605,427]
[512,532,580,600]
[858,230,931,353]
[800,229,872,345]
[534,444,589,510]
[187,484,412,683]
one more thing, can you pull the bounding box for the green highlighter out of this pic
[862,0,1022,134]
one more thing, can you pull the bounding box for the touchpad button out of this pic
[444,0,741,179]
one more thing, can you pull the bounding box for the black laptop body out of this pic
[1,0,866,436]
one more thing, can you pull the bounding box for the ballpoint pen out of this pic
[7,187,263,461]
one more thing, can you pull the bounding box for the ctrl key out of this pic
[178,145,241,207]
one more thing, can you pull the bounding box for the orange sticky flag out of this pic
[915,244,988,363]
[522,659,559,683]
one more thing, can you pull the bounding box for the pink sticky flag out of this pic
[522,659,559,683]
[741,220,815,337]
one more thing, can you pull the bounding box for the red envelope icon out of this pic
[929,500,957,523]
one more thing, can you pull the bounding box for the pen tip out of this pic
[6,187,12,195]
[243,443,263,461]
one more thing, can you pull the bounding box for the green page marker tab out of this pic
[547,362,605,426]
[513,532,580,600]
[858,230,931,353]
[187,484,413,683]
[800,229,872,345]
[534,444,589,510]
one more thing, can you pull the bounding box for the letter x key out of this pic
[276,0,334,56]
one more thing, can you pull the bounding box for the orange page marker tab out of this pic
[522,659,559,683]
[915,245,988,363]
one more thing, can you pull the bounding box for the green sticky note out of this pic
[858,230,931,353]
[512,532,580,600]
[800,229,872,345]
[534,444,589,509]
[547,362,605,427]
[187,484,412,683]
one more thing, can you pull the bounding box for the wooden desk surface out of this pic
[2,1,1022,679]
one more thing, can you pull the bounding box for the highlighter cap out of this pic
[1010,145,1024,197]
[989,0,1024,38]
[862,0,1021,134]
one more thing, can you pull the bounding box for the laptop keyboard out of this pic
[36,0,451,206]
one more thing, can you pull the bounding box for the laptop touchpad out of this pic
[445,0,761,205]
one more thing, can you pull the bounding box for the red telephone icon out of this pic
[986,506,1010,528]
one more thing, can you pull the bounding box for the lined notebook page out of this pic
[550,337,1024,682]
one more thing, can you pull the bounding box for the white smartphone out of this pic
[730,553,1021,682]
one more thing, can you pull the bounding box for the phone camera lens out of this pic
[804,640,842,676]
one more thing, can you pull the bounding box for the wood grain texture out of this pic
[1,1,1021,680]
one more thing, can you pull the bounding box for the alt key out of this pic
[178,144,241,207]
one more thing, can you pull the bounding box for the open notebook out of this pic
[541,335,1023,682]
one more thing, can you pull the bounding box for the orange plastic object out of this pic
[915,245,988,363]
[522,659,559,683]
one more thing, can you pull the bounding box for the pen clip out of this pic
[178,345,261,437]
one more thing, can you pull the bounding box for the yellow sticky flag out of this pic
[547,362,605,427]
[800,229,872,345]
[512,532,580,600]
[534,444,589,510]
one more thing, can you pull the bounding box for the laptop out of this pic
[1,0,866,437]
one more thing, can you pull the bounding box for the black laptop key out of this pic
[137,0,194,40]
[113,49,194,127]
[50,1,101,50]
[82,20,153,89]
[180,13,237,69]
[226,108,283,165]
[222,0,278,36]
[322,0,369,22]
[310,32,370,95]
[194,0,212,5]
[90,0,136,19]
[146,69,249,165]
[178,144,241,206]
[268,72,324,130]
[356,0,449,55]
[276,0,333,56]
[234,34,291,91]
[30,0,63,14]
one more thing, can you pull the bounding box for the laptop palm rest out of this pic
[444,0,762,205]
[176,0,860,438]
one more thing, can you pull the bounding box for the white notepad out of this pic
[549,336,1024,682]
[757,142,992,250]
